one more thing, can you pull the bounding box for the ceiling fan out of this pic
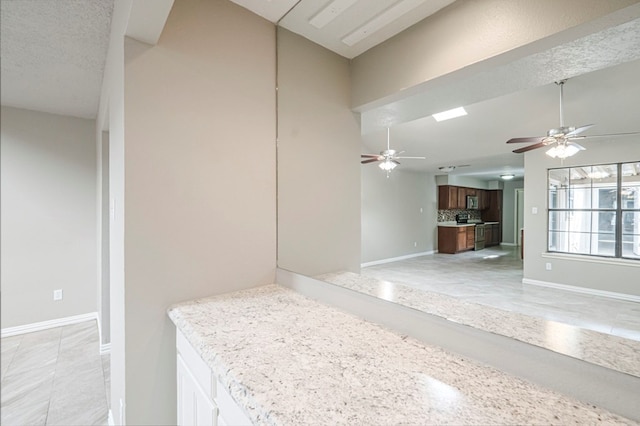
[438,165,470,173]
[507,80,639,158]
[361,128,425,176]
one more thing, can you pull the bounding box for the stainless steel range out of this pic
[474,223,486,250]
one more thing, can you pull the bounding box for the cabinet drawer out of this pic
[177,329,216,400]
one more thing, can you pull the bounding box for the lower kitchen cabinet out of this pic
[485,223,501,247]
[438,226,475,254]
[176,329,252,426]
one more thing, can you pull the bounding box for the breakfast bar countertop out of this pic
[167,284,631,426]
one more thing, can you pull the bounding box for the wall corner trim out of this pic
[522,278,640,303]
[361,251,436,268]
[1,312,99,338]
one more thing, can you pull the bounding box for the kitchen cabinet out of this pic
[438,185,465,209]
[439,185,488,210]
[438,225,475,254]
[484,190,503,222]
[484,223,501,247]
[457,187,467,209]
[176,329,252,426]
[478,190,487,210]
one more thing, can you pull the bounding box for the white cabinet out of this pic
[177,354,218,425]
[176,329,252,426]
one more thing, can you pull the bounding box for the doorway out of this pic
[515,188,524,247]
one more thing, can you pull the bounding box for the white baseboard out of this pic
[522,278,640,303]
[108,409,115,426]
[1,312,99,338]
[500,242,517,246]
[100,342,111,355]
[361,250,436,268]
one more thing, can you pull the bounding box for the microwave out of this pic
[466,195,479,210]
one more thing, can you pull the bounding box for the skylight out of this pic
[432,107,467,122]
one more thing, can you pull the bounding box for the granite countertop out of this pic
[437,222,475,227]
[438,221,500,227]
[168,284,631,425]
[317,271,640,378]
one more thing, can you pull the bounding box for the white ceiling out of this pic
[229,0,454,58]
[0,0,114,119]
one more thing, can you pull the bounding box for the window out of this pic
[548,161,640,260]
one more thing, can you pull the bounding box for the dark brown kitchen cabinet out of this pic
[485,223,501,246]
[438,226,475,254]
[457,187,467,209]
[478,190,487,210]
[484,190,503,222]
[438,185,464,210]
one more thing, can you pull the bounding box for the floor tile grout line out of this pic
[43,329,63,426]
[1,334,24,383]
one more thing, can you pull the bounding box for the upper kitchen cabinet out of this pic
[438,185,463,210]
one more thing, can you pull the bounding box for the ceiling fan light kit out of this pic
[500,174,515,180]
[506,79,639,159]
[361,128,425,176]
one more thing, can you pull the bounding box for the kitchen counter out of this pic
[168,284,630,425]
[437,221,500,227]
[317,271,640,378]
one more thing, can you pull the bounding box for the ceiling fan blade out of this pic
[568,141,586,151]
[507,136,545,144]
[392,160,401,165]
[396,156,426,159]
[361,158,380,164]
[579,131,640,139]
[565,124,594,137]
[361,154,381,158]
[513,142,546,154]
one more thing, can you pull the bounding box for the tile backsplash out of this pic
[438,209,482,222]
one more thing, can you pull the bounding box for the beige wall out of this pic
[1,106,97,329]
[362,168,437,263]
[277,28,361,276]
[523,136,640,297]
[351,0,640,109]
[121,0,276,423]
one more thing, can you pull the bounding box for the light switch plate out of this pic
[53,289,63,301]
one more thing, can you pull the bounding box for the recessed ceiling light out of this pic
[432,107,467,122]
[500,174,515,180]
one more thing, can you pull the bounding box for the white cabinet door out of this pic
[177,353,218,426]
[177,354,197,426]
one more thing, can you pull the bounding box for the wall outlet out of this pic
[532,207,538,214]
[414,241,418,247]
[53,289,63,301]
[545,262,552,271]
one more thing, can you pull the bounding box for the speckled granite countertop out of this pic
[168,285,632,425]
[317,271,640,378]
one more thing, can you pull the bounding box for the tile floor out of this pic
[360,246,640,340]
[1,320,110,426]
